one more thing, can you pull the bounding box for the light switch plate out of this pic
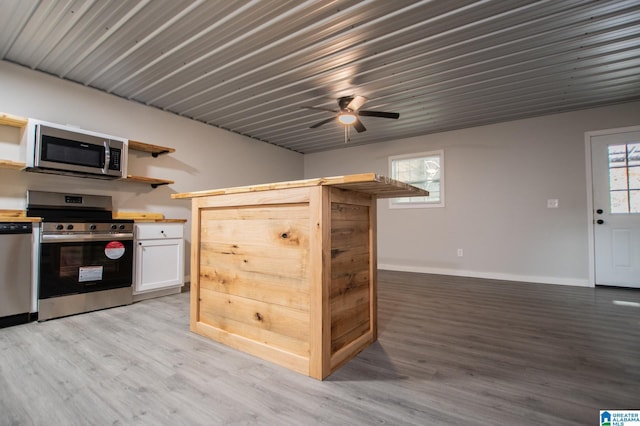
[547,199,559,208]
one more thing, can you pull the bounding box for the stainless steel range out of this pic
[27,190,133,321]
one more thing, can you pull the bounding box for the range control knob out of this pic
[119,224,126,230]
[111,224,117,230]
[56,224,64,230]
[67,224,74,230]
[89,224,97,231]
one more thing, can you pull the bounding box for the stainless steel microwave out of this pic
[25,123,127,179]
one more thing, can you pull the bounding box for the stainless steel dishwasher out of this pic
[0,222,33,328]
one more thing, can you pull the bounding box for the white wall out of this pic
[0,61,304,278]
[305,101,640,286]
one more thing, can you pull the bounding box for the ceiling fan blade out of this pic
[358,110,399,119]
[346,95,367,111]
[309,116,336,129]
[301,106,338,113]
[353,117,366,133]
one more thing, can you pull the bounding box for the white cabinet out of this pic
[134,223,184,296]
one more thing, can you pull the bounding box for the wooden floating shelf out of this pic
[126,175,174,188]
[0,112,178,188]
[0,159,26,170]
[128,140,176,157]
[0,113,28,128]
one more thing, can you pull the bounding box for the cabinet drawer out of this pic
[135,223,184,239]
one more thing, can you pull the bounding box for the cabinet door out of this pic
[134,238,184,294]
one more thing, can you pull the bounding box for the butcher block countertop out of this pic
[0,210,184,223]
[0,210,40,222]
[112,212,187,223]
[171,173,429,199]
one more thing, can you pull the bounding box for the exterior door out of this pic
[590,129,640,287]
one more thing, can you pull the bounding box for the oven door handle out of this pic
[41,233,134,243]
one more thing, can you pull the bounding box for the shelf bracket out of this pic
[151,150,171,158]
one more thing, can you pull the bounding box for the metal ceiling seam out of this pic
[324,26,640,109]
[365,54,640,115]
[92,1,244,89]
[110,1,285,97]
[183,1,592,123]
[56,0,153,79]
[167,0,501,116]
[106,0,259,94]
[124,0,306,100]
[28,0,98,69]
[159,0,400,111]
[8,0,81,68]
[420,90,640,131]
[0,0,39,58]
[413,81,640,121]
[327,4,640,100]
[2,0,55,61]
[131,0,323,103]
[33,0,123,75]
[67,1,205,83]
[83,0,208,88]
[341,1,636,92]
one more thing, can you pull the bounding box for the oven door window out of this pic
[39,239,133,299]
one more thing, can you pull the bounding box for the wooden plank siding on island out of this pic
[173,174,428,379]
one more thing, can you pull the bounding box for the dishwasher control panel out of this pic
[0,223,33,234]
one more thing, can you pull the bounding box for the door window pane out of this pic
[610,168,628,190]
[609,145,627,167]
[628,143,640,167]
[611,191,629,214]
[631,190,640,214]
[608,143,640,214]
[629,166,640,190]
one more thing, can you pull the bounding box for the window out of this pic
[389,150,444,208]
[608,143,640,213]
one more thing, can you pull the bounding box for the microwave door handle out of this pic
[103,141,110,175]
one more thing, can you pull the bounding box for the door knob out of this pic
[596,209,604,214]
[596,219,604,225]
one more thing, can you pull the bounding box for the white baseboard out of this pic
[377,263,592,287]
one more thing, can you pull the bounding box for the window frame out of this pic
[388,149,445,209]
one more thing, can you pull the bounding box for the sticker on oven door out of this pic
[105,241,125,259]
[79,266,103,282]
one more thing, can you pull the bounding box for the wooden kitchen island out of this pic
[172,173,428,379]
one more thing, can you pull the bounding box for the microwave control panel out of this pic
[109,147,122,171]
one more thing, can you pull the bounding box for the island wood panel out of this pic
[191,189,317,376]
[329,196,372,356]
[198,204,311,311]
[198,287,310,357]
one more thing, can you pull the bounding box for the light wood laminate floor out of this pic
[1,271,639,425]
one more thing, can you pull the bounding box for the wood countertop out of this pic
[0,210,41,222]
[0,210,184,223]
[113,212,187,223]
[171,173,429,199]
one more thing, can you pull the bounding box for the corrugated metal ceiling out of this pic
[1,0,639,153]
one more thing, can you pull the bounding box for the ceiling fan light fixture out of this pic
[338,112,357,125]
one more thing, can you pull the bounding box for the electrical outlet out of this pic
[457,248,463,257]
[547,199,559,208]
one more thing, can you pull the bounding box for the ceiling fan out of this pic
[303,96,400,133]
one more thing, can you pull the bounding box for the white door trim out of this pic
[585,125,640,286]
